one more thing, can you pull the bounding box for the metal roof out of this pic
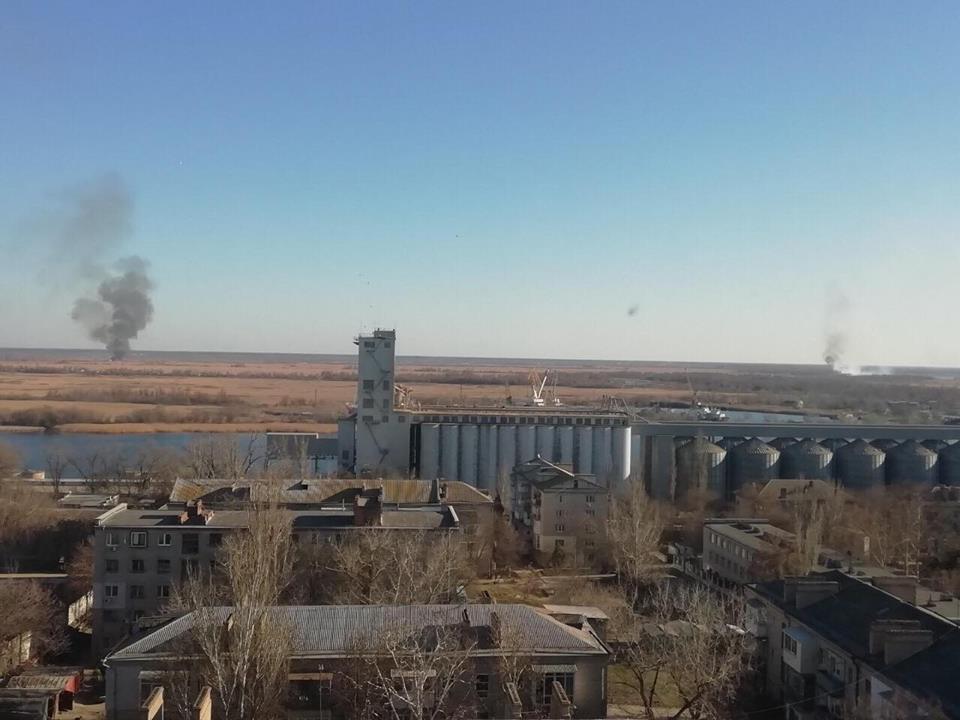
[108,605,607,662]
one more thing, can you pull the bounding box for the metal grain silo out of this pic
[558,426,574,466]
[871,439,899,452]
[674,436,694,449]
[497,425,517,490]
[886,439,937,486]
[729,439,780,494]
[536,425,556,462]
[478,424,498,492]
[676,438,727,499]
[821,438,849,453]
[459,424,479,486]
[612,426,632,492]
[518,425,536,464]
[939,442,960,486]
[575,427,593,474]
[923,439,949,453]
[716,437,745,452]
[770,437,797,452]
[440,424,460,480]
[835,439,885,490]
[420,423,440,481]
[593,426,613,481]
[781,439,834,481]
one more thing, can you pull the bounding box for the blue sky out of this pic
[1,1,959,363]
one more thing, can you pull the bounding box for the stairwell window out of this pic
[130,531,147,548]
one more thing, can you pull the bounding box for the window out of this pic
[382,415,389,423]
[182,533,199,554]
[556,509,564,518]
[157,585,171,599]
[363,379,375,390]
[586,508,595,516]
[131,558,145,573]
[158,533,172,546]
[362,398,374,408]
[398,415,406,423]
[364,341,375,348]
[105,532,118,547]
[208,533,223,548]
[475,673,489,699]
[585,495,594,503]
[556,539,565,547]
[555,524,565,532]
[382,398,390,409]
[105,559,119,573]
[783,632,798,654]
[383,380,391,390]
[558,494,563,503]
[157,558,171,574]
[536,672,574,707]
[105,584,119,598]
[342,449,350,460]
[362,415,374,423]
[384,341,392,348]
[130,531,147,548]
[129,585,145,599]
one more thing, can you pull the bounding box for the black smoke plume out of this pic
[72,257,154,360]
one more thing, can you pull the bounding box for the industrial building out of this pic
[271,330,960,500]
[338,330,633,492]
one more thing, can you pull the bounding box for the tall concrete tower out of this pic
[352,329,411,475]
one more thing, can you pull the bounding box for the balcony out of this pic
[782,626,819,675]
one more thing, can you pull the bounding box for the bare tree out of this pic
[617,583,749,720]
[44,448,70,496]
[360,615,478,720]
[316,531,472,605]
[184,434,262,479]
[606,481,664,604]
[0,581,68,671]
[168,499,295,720]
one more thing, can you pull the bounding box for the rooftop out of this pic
[705,518,795,553]
[97,504,459,531]
[107,604,608,662]
[752,570,960,716]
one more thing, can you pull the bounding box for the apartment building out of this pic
[510,458,608,564]
[703,518,797,586]
[746,571,960,719]
[91,500,459,657]
[104,604,610,720]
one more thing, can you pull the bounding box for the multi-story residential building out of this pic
[510,458,608,564]
[91,500,459,657]
[746,570,960,719]
[702,518,797,586]
[104,604,610,720]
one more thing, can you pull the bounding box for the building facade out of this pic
[746,571,960,719]
[510,458,609,565]
[91,501,459,658]
[104,604,610,720]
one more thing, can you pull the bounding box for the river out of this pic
[0,431,262,472]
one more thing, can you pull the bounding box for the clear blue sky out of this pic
[1,1,958,364]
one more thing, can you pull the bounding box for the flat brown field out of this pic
[2,351,955,432]
[0,354,701,433]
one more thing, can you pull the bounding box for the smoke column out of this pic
[823,287,860,375]
[19,174,156,358]
[72,256,154,360]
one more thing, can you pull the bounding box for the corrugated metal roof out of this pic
[109,605,606,662]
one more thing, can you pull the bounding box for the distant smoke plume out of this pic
[72,256,154,360]
[18,174,155,358]
[823,287,860,375]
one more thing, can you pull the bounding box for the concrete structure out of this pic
[747,571,960,719]
[91,500,460,657]
[104,604,610,720]
[332,330,633,490]
[510,458,609,565]
[702,519,796,586]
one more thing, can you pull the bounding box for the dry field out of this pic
[0,354,698,434]
[1,350,958,433]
